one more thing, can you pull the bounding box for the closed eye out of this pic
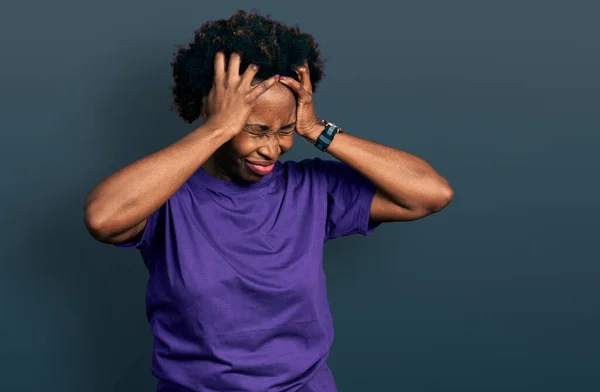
[278,128,295,136]
[244,122,296,136]
[244,125,264,136]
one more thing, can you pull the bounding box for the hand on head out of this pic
[204,52,280,139]
[205,52,322,141]
[277,63,322,138]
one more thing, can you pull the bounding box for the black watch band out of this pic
[315,120,343,151]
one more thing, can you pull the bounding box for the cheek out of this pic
[225,134,256,155]
[280,136,294,151]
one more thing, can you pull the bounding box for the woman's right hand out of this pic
[204,52,279,138]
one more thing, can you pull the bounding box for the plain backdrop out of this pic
[1,1,599,391]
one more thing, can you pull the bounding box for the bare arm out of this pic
[279,64,453,224]
[305,131,453,222]
[84,52,279,244]
[83,124,231,243]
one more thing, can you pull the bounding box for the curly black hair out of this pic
[170,9,326,123]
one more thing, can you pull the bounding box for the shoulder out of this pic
[281,157,345,177]
[280,158,370,190]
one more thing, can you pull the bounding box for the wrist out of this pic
[302,122,326,144]
[197,121,236,144]
[202,120,237,140]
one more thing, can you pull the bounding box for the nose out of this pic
[257,136,281,160]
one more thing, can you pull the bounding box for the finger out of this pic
[278,75,310,99]
[295,64,312,92]
[227,52,242,84]
[247,75,279,101]
[213,51,226,88]
[240,63,260,89]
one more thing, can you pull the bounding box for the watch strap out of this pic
[315,120,342,151]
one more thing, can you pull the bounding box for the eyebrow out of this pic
[245,121,296,130]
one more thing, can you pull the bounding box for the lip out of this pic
[245,159,276,176]
[245,159,277,166]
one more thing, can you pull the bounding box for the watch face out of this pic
[320,119,343,133]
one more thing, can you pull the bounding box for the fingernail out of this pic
[279,75,287,80]
[275,74,280,79]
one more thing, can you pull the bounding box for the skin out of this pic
[83,52,453,245]
[206,60,455,223]
[278,64,454,222]
[201,82,297,184]
[83,53,281,244]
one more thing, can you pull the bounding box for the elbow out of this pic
[83,209,106,241]
[428,179,454,213]
[83,201,113,242]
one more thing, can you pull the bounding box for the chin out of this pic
[241,169,263,183]
[232,164,260,184]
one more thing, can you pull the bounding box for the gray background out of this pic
[1,0,599,391]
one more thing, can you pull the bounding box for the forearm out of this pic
[84,123,231,240]
[304,130,453,212]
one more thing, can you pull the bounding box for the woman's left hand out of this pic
[278,63,324,139]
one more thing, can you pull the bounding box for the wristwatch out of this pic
[315,119,343,152]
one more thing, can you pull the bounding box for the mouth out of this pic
[245,160,276,176]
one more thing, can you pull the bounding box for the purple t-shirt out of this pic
[116,158,379,392]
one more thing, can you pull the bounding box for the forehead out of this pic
[247,83,296,125]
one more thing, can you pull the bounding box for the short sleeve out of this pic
[113,203,164,250]
[312,158,381,240]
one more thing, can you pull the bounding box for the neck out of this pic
[202,156,233,182]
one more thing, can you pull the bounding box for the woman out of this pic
[84,10,453,392]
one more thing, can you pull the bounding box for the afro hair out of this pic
[170,9,326,123]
